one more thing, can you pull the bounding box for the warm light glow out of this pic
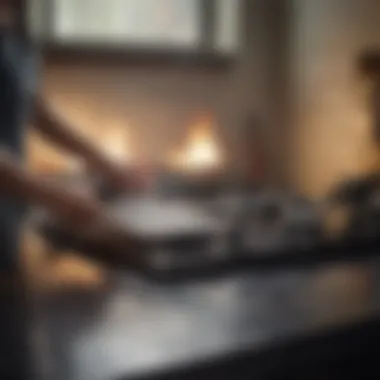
[102,123,133,163]
[169,114,223,172]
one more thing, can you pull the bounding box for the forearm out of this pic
[31,97,137,192]
[0,150,92,215]
[0,149,49,202]
[32,97,107,168]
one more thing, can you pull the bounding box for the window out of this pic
[27,0,241,55]
[52,0,201,49]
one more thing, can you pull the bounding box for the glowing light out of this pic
[169,114,223,172]
[102,122,133,163]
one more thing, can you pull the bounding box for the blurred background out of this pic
[25,0,380,200]
[11,1,380,379]
[22,0,380,294]
[26,0,246,179]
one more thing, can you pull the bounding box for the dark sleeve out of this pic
[372,85,380,144]
[26,43,43,113]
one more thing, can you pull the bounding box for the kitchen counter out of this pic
[5,231,380,380]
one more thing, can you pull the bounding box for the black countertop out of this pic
[25,256,380,380]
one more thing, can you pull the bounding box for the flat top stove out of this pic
[37,193,380,282]
[108,197,223,241]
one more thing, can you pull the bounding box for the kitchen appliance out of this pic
[38,191,333,281]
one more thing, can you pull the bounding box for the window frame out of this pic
[29,0,237,66]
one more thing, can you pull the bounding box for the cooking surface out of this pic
[39,194,329,280]
[108,197,223,239]
[39,195,380,282]
[33,256,380,380]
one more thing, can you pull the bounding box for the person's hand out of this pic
[93,160,153,197]
[105,163,149,191]
[48,188,106,228]
[47,189,144,263]
[78,215,144,262]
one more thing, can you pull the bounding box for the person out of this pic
[0,0,143,275]
[0,2,144,378]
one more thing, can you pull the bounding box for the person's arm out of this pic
[32,96,111,169]
[0,149,143,263]
[0,149,103,226]
[31,96,137,190]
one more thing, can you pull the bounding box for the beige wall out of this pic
[290,0,380,197]
[28,64,237,172]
